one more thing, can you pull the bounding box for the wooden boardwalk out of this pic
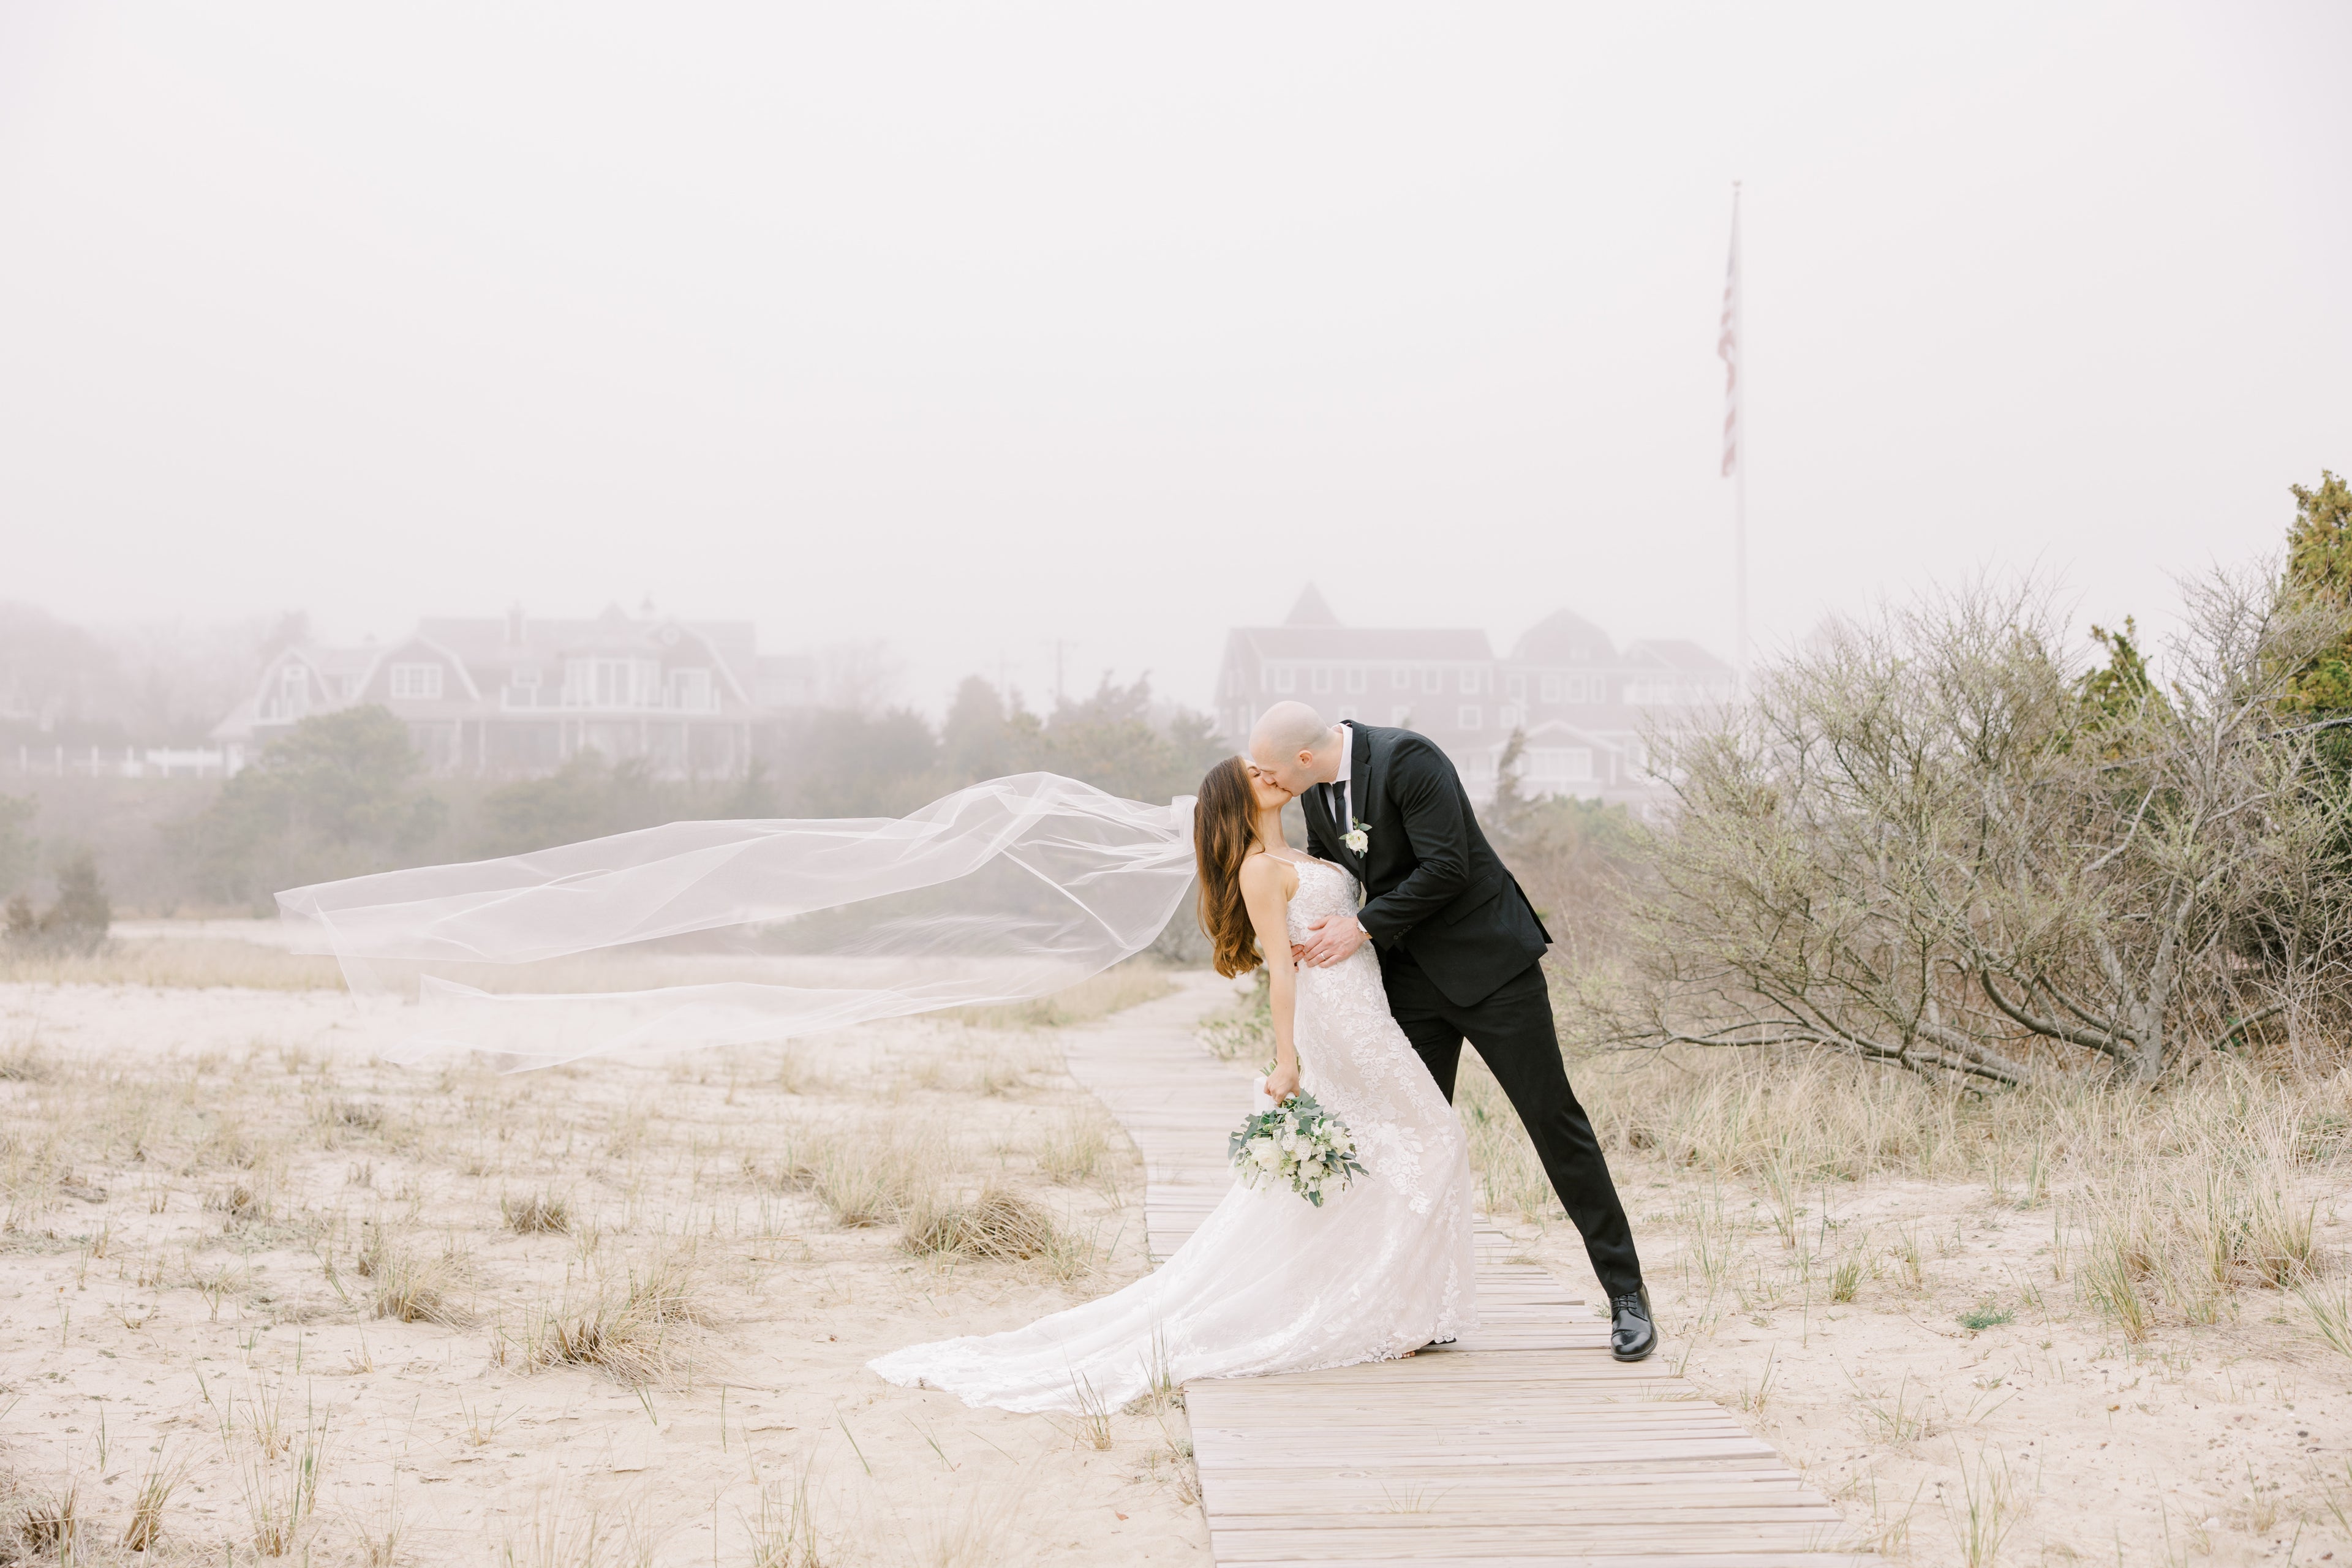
[1063,979,1875,1568]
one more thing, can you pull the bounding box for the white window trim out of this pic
[669,667,715,712]
[1527,745,1596,785]
[389,663,444,701]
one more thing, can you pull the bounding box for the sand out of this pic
[0,962,1215,1566]
[1514,1152,2352,1563]
[6,942,2348,1566]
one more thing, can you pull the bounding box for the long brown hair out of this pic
[1193,756,1264,978]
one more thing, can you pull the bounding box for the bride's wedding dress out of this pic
[870,856,1476,1413]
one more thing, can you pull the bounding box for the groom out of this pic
[1248,701,1654,1362]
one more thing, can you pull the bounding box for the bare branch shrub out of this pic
[1588,571,2352,1084]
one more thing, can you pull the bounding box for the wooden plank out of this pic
[1232,1560,1875,1568]
[1058,981,1875,1567]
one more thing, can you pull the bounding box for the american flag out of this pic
[1719,187,1741,478]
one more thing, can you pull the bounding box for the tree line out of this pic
[156,673,1227,911]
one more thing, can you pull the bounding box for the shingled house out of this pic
[1213,587,1732,808]
[211,604,815,777]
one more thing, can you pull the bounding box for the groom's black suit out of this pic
[1300,722,1642,1298]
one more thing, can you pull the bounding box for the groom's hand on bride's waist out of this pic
[1297,914,1366,967]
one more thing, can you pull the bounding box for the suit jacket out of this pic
[1300,722,1551,1008]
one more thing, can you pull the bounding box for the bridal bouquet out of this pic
[1228,1092,1366,1207]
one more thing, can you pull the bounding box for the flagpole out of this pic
[1726,182,1747,696]
[1731,181,1749,696]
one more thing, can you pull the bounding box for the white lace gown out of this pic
[869,856,1477,1413]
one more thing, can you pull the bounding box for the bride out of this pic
[274,758,1476,1415]
[868,755,1475,1412]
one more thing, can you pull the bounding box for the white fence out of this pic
[9,744,246,780]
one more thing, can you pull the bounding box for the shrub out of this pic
[175,705,445,908]
[1591,569,2352,1085]
[2,851,111,954]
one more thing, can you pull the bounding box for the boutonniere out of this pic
[1342,817,1371,855]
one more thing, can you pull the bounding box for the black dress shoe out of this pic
[1609,1287,1657,1363]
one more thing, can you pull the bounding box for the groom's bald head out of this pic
[1248,702,1343,795]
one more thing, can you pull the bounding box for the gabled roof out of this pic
[1284,584,1340,627]
[1227,627,1494,661]
[375,633,484,701]
[1621,639,1733,674]
[1517,717,1635,750]
[410,613,761,692]
[1510,608,1618,666]
[306,645,385,679]
[208,694,258,743]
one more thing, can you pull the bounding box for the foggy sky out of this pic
[3,2,2347,714]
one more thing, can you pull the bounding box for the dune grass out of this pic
[1443,1023,2352,1357]
[1392,990,2352,1559]
[948,957,1175,1030]
[0,941,1164,1561]
[0,937,345,990]
[516,1250,714,1387]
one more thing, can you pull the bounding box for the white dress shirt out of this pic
[1328,722,1354,837]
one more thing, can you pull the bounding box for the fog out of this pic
[2,1,2347,709]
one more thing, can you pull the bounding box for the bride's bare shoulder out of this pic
[1238,851,1297,900]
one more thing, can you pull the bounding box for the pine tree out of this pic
[2277,470,2352,782]
[37,853,110,952]
[0,793,34,898]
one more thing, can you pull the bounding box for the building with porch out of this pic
[1212,587,1733,809]
[211,604,813,778]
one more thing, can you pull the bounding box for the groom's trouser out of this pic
[1381,952,1643,1299]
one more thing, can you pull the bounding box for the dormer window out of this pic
[564,657,658,707]
[276,665,307,718]
[390,663,444,701]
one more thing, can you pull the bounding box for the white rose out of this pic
[1251,1140,1282,1170]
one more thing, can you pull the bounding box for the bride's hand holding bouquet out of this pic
[1262,1054,1300,1103]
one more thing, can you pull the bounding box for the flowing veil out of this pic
[276,772,1197,1070]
